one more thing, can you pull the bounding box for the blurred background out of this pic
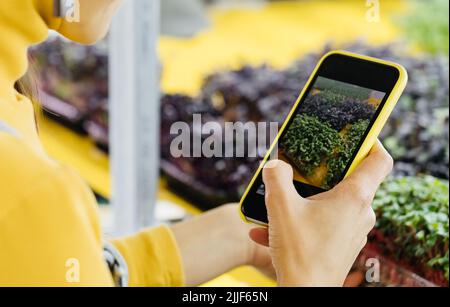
[25,0,448,287]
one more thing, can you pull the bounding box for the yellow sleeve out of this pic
[112,226,185,287]
[0,136,184,287]
[0,174,114,286]
[0,135,112,286]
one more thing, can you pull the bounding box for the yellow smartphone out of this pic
[240,50,408,226]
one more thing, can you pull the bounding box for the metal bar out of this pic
[109,0,161,236]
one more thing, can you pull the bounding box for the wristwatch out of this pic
[103,242,129,287]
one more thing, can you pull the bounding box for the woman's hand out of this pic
[171,203,274,286]
[249,141,393,286]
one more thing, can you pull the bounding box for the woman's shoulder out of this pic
[0,130,91,218]
[0,129,55,180]
[0,132,49,199]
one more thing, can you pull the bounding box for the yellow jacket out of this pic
[0,0,184,286]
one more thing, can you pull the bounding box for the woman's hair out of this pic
[14,56,42,129]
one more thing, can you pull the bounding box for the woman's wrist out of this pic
[171,203,255,285]
[218,204,255,267]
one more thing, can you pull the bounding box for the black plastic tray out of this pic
[160,160,239,210]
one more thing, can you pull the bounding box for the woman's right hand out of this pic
[249,141,393,286]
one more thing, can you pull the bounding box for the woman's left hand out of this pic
[171,203,275,286]
[247,233,276,279]
[237,210,275,279]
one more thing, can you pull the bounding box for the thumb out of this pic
[337,140,393,205]
[262,160,302,219]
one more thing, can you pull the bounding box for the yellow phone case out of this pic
[239,50,408,225]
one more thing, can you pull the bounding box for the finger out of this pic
[343,271,365,288]
[262,160,303,216]
[249,228,269,247]
[348,140,393,189]
[338,140,393,205]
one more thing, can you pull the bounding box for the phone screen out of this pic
[278,76,386,190]
[241,53,401,224]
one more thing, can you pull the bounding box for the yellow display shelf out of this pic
[39,0,405,287]
[159,0,405,95]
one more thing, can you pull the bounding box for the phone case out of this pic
[239,50,408,225]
